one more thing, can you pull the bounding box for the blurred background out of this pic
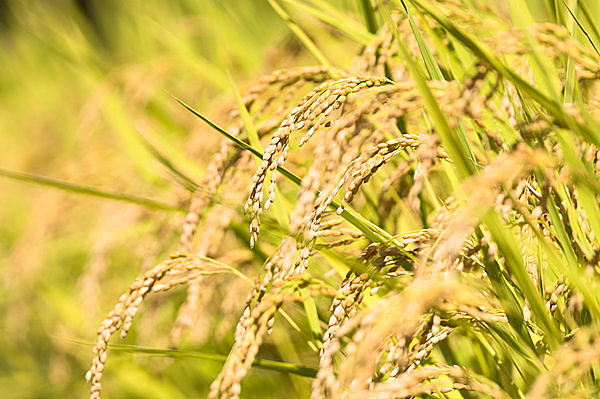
[0,0,363,397]
[4,0,600,398]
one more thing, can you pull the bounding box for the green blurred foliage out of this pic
[0,1,311,397]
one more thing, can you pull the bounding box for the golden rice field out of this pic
[2,0,600,398]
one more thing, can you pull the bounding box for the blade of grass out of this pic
[554,184,594,255]
[136,133,199,193]
[105,93,164,184]
[270,327,314,396]
[476,251,537,354]
[507,0,562,101]
[358,0,378,33]
[135,120,207,181]
[399,1,477,168]
[555,131,600,246]
[475,320,539,388]
[400,0,443,79]
[574,0,600,56]
[173,96,266,162]
[0,169,186,213]
[267,0,336,72]
[482,211,561,349]
[415,12,463,79]
[281,0,374,45]
[381,5,476,179]
[509,185,600,319]
[561,0,578,103]
[70,340,318,378]
[277,308,319,352]
[227,71,262,152]
[469,315,541,371]
[544,188,579,266]
[300,287,322,340]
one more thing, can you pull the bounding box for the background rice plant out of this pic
[2,0,600,398]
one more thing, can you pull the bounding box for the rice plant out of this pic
[3,0,600,398]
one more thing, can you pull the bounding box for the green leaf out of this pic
[227,71,263,152]
[401,1,443,80]
[482,211,562,349]
[281,0,375,45]
[136,133,199,193]
[267,0,336,72]
[400,1,477,169]
[507,0,562,100]
[301,288,323,340]
[74,340,318,378]
[514,194,600,320]
[0,169,186,213]
[555,131,600,246]
[575,0,600,56]
[358,0,378,34]
[561,0,579,103]
[381,5,476,179]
